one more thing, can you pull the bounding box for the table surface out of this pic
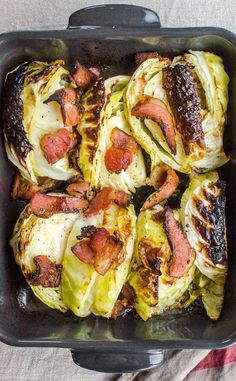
[1,1,236,380]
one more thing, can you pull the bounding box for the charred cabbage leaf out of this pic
[10,202,78,312]
[128,206,196,320]
[77,76,146,192]
[61,203,136,317]
[181,171,227,319]
[3,60,77,183]
[176,51,229,172]
[125,51,229,173]
[125,57,184,172]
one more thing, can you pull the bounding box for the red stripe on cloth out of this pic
[192,345,236,371]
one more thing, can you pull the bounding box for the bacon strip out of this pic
[104,127,138,172]
[40,128,74,164]
[164,206,195,278]
[71,62,99,89]
[45,88,81,127]
[28,193,88,218]
[11,172,62,201]
[111,284,136,319]
[131,97,176,154]
[105,148,132,172]
[135,52,171,66]
[72,241,95,264]
[28,255,62,287]
[72,227,124,276]
[141,164,179,211]
[86,187,131,216]
[89,228,110,253]
[94,235,124,275]
[66,181,90,197]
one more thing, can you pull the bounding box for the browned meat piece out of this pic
[66,181,90,197]
[71,62,99,89]
[164,206,195,278]
[104,127,138,172]
[28,193,88,218]
[72,227,124,276]
[134,52,171,66]
[141,164,179,211]
[72,228,110,265]
[86,187,131,217]
[89,228,110,253]
[132,96,176,154]
[28,255,62,287]
[163,64,205,154]
[40,128,74,164]
[94,235,124,276]
[45,88,82,126]
[111,284,136,319]
[72,241,95,264]
[11,172,62,201]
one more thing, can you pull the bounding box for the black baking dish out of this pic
[1,4,236,373]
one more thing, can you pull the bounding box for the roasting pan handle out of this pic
[67,4,161,30]
[71,349,163,373]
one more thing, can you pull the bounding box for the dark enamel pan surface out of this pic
[0,4,236,373]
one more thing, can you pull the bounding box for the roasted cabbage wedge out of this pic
[10,203,78,312]
[181,171,227,319]
[3,60,77,183]
[62,202,136,317]
[128,206,196,321]
[125,51,229,173]
[77,76,146,192]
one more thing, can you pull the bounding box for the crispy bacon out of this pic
[72,227,124,276]
[105,147,132,172]
[141,164,179,211]
[131,97,176,154]
[135,52,171,66]
[66,181,90,197]
[86,187,131,216]
[111,284,136,319]
[94,235,124,275]
[71,62,99,89]
[11,172,62,201]
[45,88,81,126]
[89,228,110,253]
[113,190,131,207]
[28,255,62,287]
[40,128,74,164]
[72,241,95,264]
[28,193,88,218]
[73,227,109,264]
[110,127,137,152]
[164,206,195,278]
[104,128,138,172]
